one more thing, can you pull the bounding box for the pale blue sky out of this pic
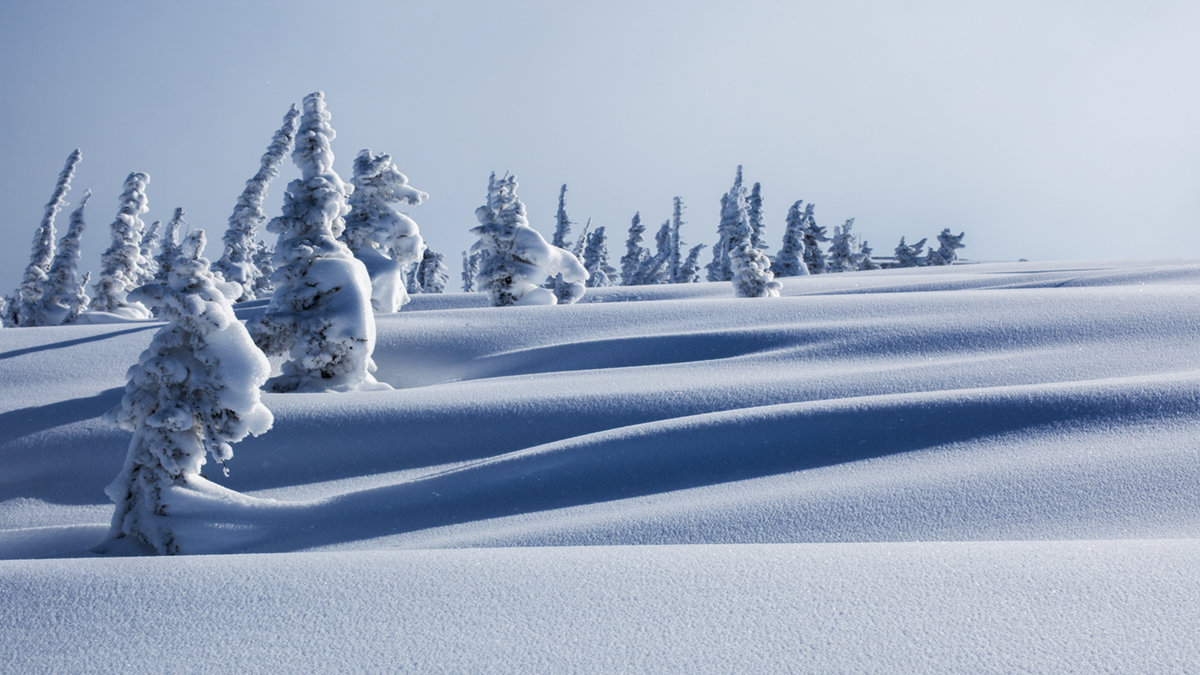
[2,0,1198,290]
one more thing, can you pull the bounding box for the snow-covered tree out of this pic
[341,148,428,312]
[800,204,829,275]
[772,200,810,277]
[730,241,782,298]
[893,236,927,268]
[461,250,480,292]
[102,230,273,555]
[138,220,161,285]
[36,190,92,325]
[582,226,617,287]
[90,172,152,319]
[620,212,647,286]
[858,240,881,271]
[470,172,588,306]
[251,241,274,298]
[747,182,767,251]
[667,197,687,283]
[827,218,859,273]
[929,228,966,265]
[551,184,573,249]
[677,243,706,283]
[153,209,185,285]
[12,149,82,326]
[418,247,449,293]
[706,166,753,282]
[214,105,301,302]
[637,220,673,285]
[250,91,385,393]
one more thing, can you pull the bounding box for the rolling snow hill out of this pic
[2,260,1198,672]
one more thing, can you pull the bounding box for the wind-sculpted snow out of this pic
[1,260,1198,669]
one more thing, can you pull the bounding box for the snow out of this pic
[1,260,1199,670]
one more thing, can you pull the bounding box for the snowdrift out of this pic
[1,260,1198,670]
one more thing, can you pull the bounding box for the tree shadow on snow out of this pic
[0,325,155,361]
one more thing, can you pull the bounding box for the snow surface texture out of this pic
[2,260,1199,671]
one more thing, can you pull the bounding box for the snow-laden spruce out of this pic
[137,220,161,285]
[90,172,153,319]
[214,104,301,302]
[636,220,673,285]
[893,236,927,268]
[800,204,830,275]
[746,182,767,252]
[342,148,428,312]
[153,209,185,285]
[470,173,588,306]
[858,240,881,270]
[706,166,754,282]
[461,250,481,292]
[677,242,706,283]
[250,91,386,392]
[102,230,273,555]
[667,197,688,283]
[11,149,82,327]
[620,212,647,285]
[715,169,780,298]
[929,228,966,265]
[827,218,859,273]
[772,200,810,277]
[417,247,449,293]
[582,226,617,287]
[35,190,92,325]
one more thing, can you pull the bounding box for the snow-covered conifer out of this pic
[251,241,274,298]
[893,236,927,268]
[706,166,753,282]
[13,149,82,326]
[800,204,829,275]
[772,200,810,277]
[90,172,152,319]
[730,241,782,298]
[858,240,881,270]
[470,173,588,306]
[250,91,384,392]
[747,182,767,251]
[677,244,706,283]
[341,148,428,312]
[620,212,647,286]
[214,105,301,302]
[582,226,617,287]
[930,228,966,265]
[637,220,672,285]
[153,209,185,285]
[572,218,592,259]
[827,218,858,273]
[551,184,573,249]
[103,230,273,555]
[138,220,161,285]
[461,250,480,292]
[668,197,686,283]
[418,248,449,293]
[37,191,92,325]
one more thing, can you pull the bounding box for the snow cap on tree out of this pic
[251,91,386,392]
[90,172,152,319]
[103,229,273,555]
[13,149,82,326]
[215,104,301,302]
[470,172,588,306]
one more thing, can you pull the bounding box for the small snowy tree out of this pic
[250,91,385,392]
[251,241,274,298]
[341,148,429,312]
[582,226,617,287]
[772,200,810,277]
[461,250,480,292]
[826,218,858,273]
[929,228,966,265]
[893,236,927,268]
[418,247,449,293]
[36,190,92,325]
[747,182,767,251]
[636,220,673,285]
[13,149,82,326]
[214,104,301,302]
[677,243,706,283]
[619,212,648,286]
[551,183,573,249]
[858,240,881,270]
[153,209,185,285]
[470,172,588,306]
[102,230,273,555]
[667,197,687,283]
[706,166,753,282]
[800,204,829,275]
[90,172,152,319]
[731,241,782,298]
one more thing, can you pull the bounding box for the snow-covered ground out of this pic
[2,260,1199,671]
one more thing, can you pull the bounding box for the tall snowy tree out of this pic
[893,236,927,268]
[90,172,152,319]
[153,209,185,285]
[636,220,673,285]
[551,184,573,249]
[800,204,830,275]
[826,218,859,273]
[341,148,428,312]
[417,247,449,293]
[706,166,753,282]
[746,182,767,251]
[929,228,966,265]
[730,241,782,298]
[582,226,617,287]
[461,250,481,292]
[36,190,92,325]
[250,91,385,393]
[772,200,810,277]
[102,230,273,555]
[619,212,648,286]
[668,197,687,283]
[470,172,588,306]
[214,104,301,302]
[12,149,82,326]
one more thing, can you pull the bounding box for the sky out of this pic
[2,0,1198,291]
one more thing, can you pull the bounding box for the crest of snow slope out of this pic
[1,260,1199,670]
